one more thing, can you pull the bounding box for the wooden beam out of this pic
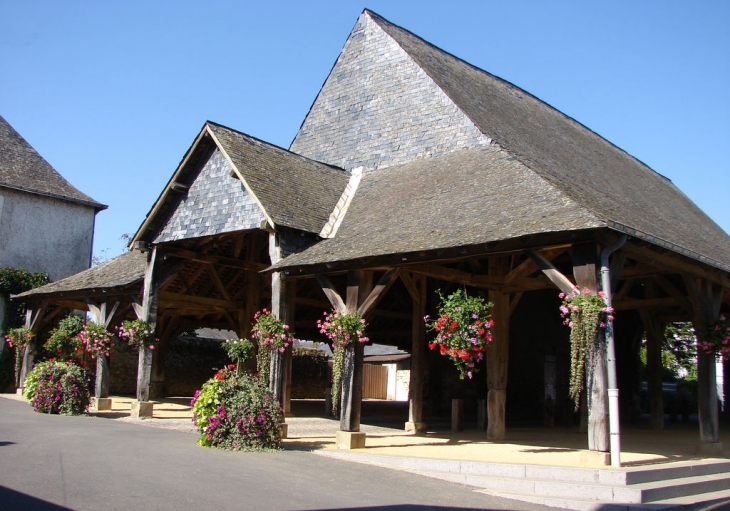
[207,266,232,301]
[653,275,692,312]
[315,275,346,313]
[408,264,502,289]
[358,268,400,318]
[527,250,575,294]
[623,243,730,288]
[158,292,240,311]
[163,246,268,272]
[612,297,680,311]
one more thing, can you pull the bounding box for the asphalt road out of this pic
[0,397,554,511]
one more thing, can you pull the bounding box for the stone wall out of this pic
[0,188,96,281]
[155,148,264,243]
[290,11,490,173]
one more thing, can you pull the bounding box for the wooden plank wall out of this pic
[362,364,388,400]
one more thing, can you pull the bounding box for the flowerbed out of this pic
[24,360,90,415]
[191,367,283,451]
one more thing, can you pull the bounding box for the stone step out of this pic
[418,468,730,502]
[314,451,730,509]
[478,487,730,511]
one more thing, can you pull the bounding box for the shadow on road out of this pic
[0,486,72,510]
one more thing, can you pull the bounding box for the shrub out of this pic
[191,368,283,451]
[25,361,90,415]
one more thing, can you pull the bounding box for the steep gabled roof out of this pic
[133,122,349,244]
[0,114,106,210]
[14,250,146,300]
[274,145,605,271]
[280,10,730,273]
[207,123,349,234]
[366,10,730,271]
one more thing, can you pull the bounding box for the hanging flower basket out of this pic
[116,319,158,351]
[78,322,113,359]
[700,314,730,360]
[5,326,34,387]
[425,289,493,380]
[317,309,369,417]
[250,309,294,382]
[559,286,614,409]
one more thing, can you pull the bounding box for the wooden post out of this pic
[573,242,609,453]
[19,306,46,388]
[685,276,722,451]
[282,281,296,414]
[451,398,464,432]
[640,308,664,430]
[487,257,510,441]
[267,232,292,406]
[87,299,119,400]
[340,270,370,432]
[402,272,427,434]
[136,247,161,403]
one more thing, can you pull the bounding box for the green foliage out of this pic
[191,368,283,451]
[25,361,90,415]
[222,338,255,366]
[317,309,370,417]
[559,286,614,409]
[250,309,293,383]
[425,289,493,380]
[639,322,698,382]
[78,322,113,358]
[0,267,49,330]
[44,315,85,359]
[5,327,34,387]
[116,319,157,351]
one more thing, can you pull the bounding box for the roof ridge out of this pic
[207,121,347,174]
[364,10,669,183]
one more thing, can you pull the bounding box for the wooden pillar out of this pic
[487,257,510,441]
[19,306,46,388]
[685,276,722,450]
[340,270,370,432]
[404,273,427,434]
[268,232,294,408]
[136,247,161,403]
[573,242,609,453]
[640,308,664,430]
[87,299,120,400]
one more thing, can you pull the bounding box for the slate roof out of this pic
[0,114,106,210]
[274,10,730,273]
[207,123,349,234]
[273,145,604,270]
[14,250,146,300]
[134,122,349,243]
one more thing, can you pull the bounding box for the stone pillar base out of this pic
[336,431,366,450]
[698,442,724,455]
[580,450,610,467]
[130,400,154,418]
[93,397,113,411]
[280,423,288,439]
[405,421,427,434]
[16,388,23,396]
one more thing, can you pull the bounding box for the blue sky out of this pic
[1,1,728,262]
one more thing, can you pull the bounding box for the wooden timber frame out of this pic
[276,228,729,459]
[13,226,730,460]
